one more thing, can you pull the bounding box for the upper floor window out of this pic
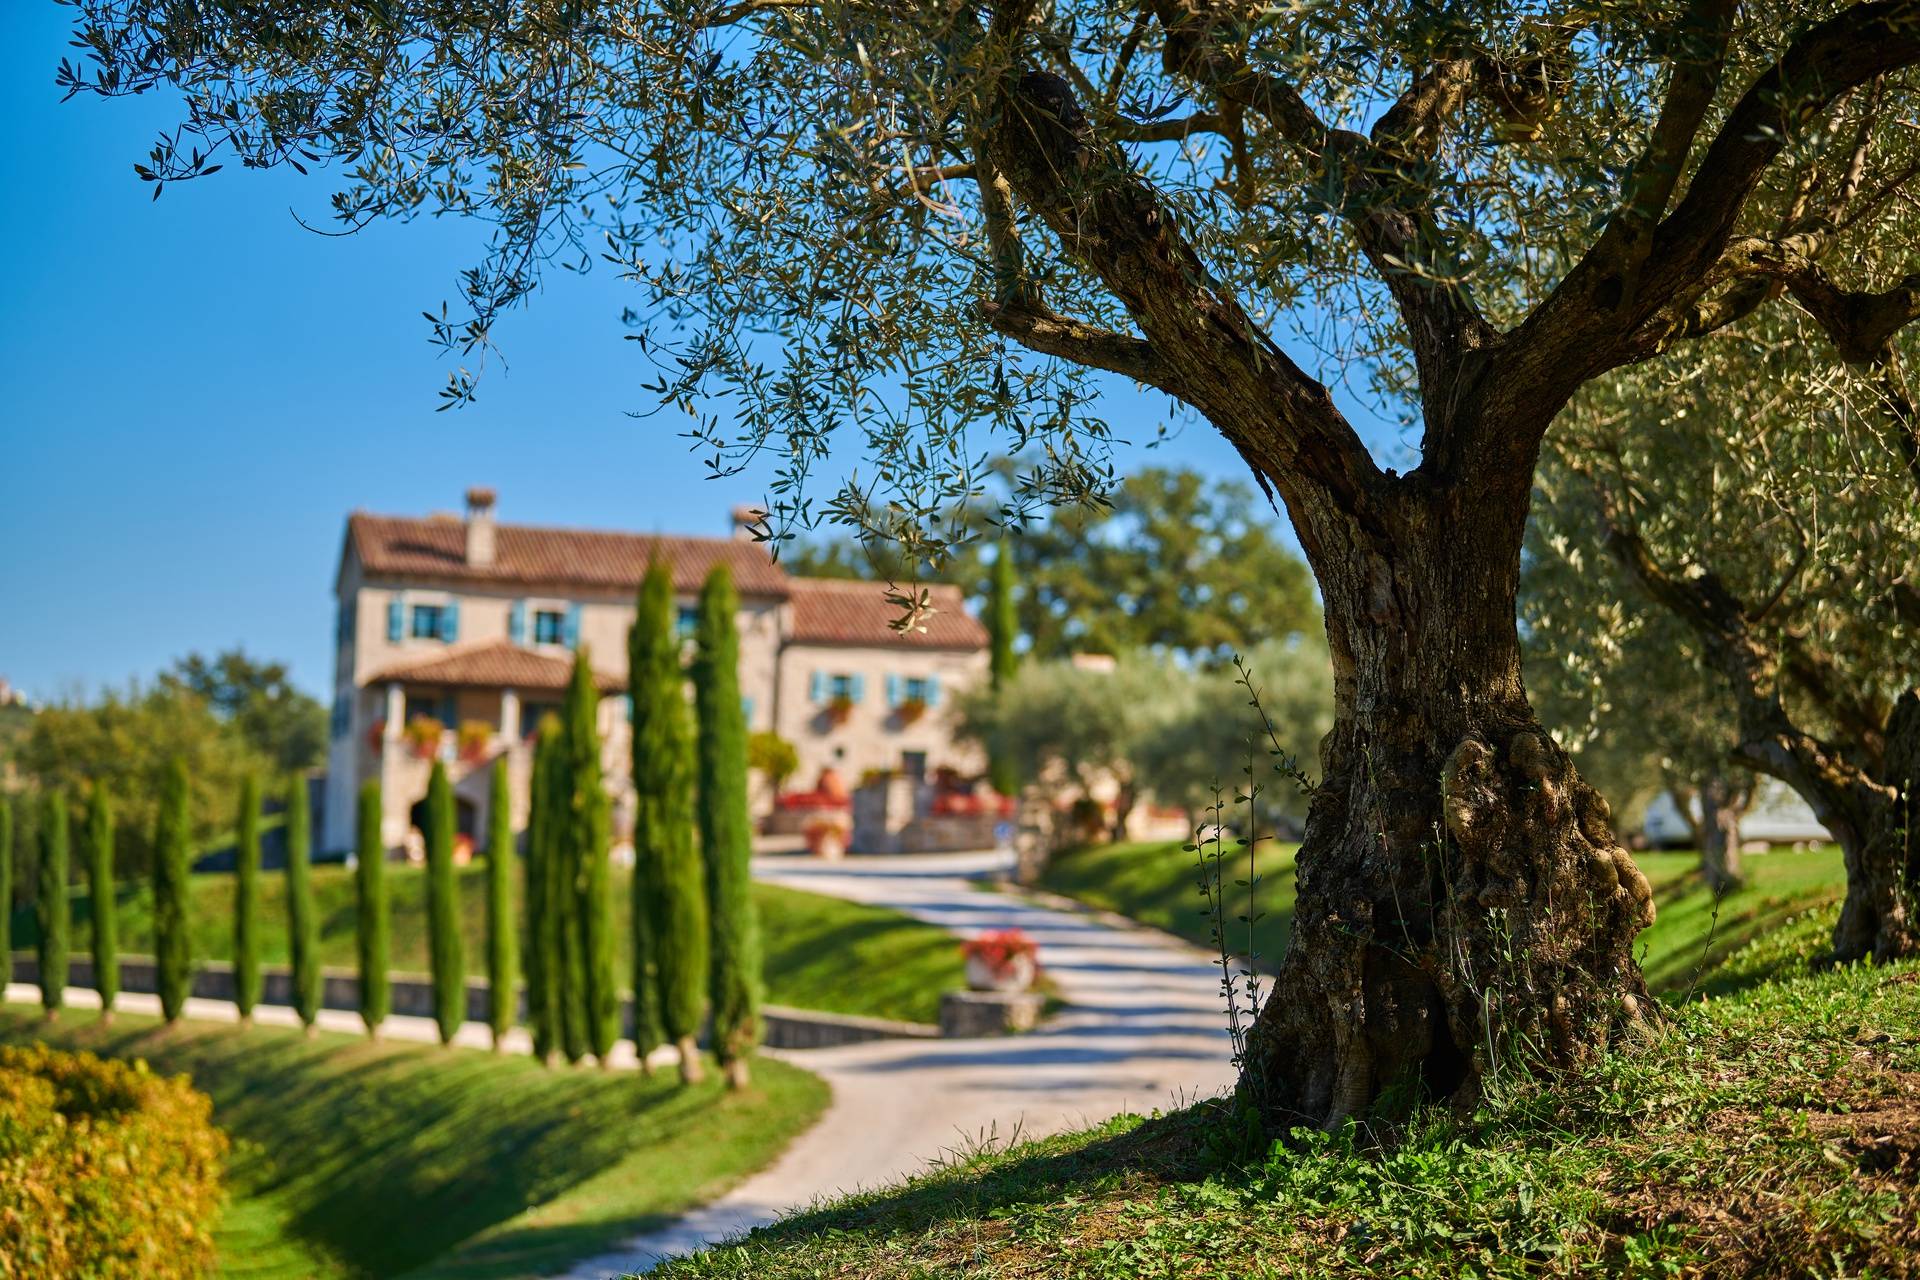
[411,603,445,640]
[534,609,567,645]
[903,676,931,704]
[676,606,699,639]
[829,674,855,700]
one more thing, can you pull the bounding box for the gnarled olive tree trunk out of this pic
[1243,471,1655,1125]
[1678,774,1749,895]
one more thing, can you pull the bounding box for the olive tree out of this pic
[1539,308,1920,961]
[62,0,1920,1121]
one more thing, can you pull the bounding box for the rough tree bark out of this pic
[1680,774,1750,895]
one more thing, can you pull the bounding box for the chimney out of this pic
[730,504,767,543]
[465,487,497,568]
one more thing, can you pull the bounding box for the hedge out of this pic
[0,1043,227,1278]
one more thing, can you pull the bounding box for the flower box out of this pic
[961,929,1040,992]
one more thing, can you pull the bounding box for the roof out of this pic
[785,577,988,650]
[366,641,624,692]
[347,512,789,597]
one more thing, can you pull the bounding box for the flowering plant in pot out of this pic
[456,719,494,763]
[894,696,928,726]
[366,719,387,753]
[803,814,850,860]
[961,929,1040,992]
[825,693,856,726]
[403,715,445,761]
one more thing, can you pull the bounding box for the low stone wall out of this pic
[6,953,937,1051]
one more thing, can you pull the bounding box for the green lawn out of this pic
[0,1008,829,1280]
[1039,838,1848,997]
[21,862,966,1024]
[650,937,1920,1280]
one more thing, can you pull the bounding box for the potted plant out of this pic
[895,696,928,726]
[962,929,1040,993]
[457,719,494,763]
[403,715,444,761]
[804,814,850,860]
[825,693,855,726]
[366,719,387,753]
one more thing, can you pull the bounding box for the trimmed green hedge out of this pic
[0,1043,227,1278]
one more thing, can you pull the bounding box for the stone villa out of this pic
[321,489,989,854]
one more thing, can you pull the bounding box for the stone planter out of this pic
[806,824,847,861]
[964,951,1036,993]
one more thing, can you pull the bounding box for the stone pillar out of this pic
[383,682,405,739]
[499,687,521,743]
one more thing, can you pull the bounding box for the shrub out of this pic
[0,1043,227,1278]
[357,779,389,1036]
[232,775,262,1020]
[424,761,464,1045]
[285,779,321,1031]
[561,651,618,1063]
[36,791,70,1017]
[152,759,193,1022]
[484,757,515,1048]
[83,784,118,1018]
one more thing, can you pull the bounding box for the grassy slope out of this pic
[20,864,965,1025]
[0,1008,829,1280]
[654,933,1920,1279]
[1040,839,1848,996]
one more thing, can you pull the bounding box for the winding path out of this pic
[555,849,1236,1279]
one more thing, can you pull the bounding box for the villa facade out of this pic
[321,489,988,854]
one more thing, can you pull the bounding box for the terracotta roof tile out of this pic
[367,640,624,692]
[785,577,987,650]
[348,513,788,597]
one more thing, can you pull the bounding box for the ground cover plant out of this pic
[649,936,1920,1279]
[0,1009,828,1280]
[14,864,966,1026]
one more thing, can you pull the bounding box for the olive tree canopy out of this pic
[62,0,1920,1123]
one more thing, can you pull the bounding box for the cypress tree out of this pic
[36,791,69,1019]
[632,562,709,1082]
[424,760,465,1045]
[485,757,516,1049]
[153,758,193,1022]
[523,715,564,1062]
[0,798,11,995]
[286,778,321,1035]
[987,541,1022,798]
[84,784,118,1021]
[233,775,263,1023]
[693,566,761,1088]
[563,650,619,1063]
[356,779,389,1037]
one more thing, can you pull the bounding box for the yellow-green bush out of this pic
[0,1043,226,1279]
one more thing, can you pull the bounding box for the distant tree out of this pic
[485,758,516,1050]
[232,774,262,1023]
[424,761,464,1045]
[83,784,118,1021]
[986,542,1021,797]
[562,652,619,1063]
[152,759,192,1023]
[1133,639,1334,829]
[632,563,709,1084]
[18,681,267,878]
[745,731,799,800]
[1541,309,1920,959]
[285,780,321,1035]
[163,649,327,774]
[694,567,761,1089]
[0,798,11,988]
[356,779,389,1038]
[957,657,1167,843]
[523,715,565,1064]
[36,791,69,1019]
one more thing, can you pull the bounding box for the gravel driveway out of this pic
[555,849,1237,1278]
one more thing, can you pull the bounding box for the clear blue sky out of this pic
[0,6,1381,704]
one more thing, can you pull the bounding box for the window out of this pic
[902,750,928,780]
[534,609,566,645]
[405,691,449,724]
[676,606,699,638]
[903,676,931,704]
[521,701,560,737]
[411,603,447,640]
[829,674,855,700]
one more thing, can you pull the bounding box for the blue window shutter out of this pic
[441,600,460,643]
[809,671,824,702]
[885,674,901,707]
[563,604,581,649]
[741,695,755,723]
[926,675,941,707]
[849,674,865,704]
[387,598,404,643]
[509,600,527,645]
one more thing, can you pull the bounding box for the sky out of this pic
[0,7,1382,704]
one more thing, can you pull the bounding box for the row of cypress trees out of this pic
[7,565,762,1084]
